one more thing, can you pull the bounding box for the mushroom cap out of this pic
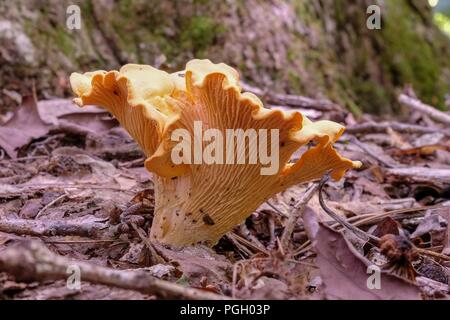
[70,59,361,246]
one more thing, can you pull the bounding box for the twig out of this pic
[343,204,443,229]
[118,157,145,168]
[0,218,106,238]
[130,222,165,265]
[267,215,276,250]
[265,200,289,218]
[0,240,228,300]
[293,240,311,256]
[226,233,253,257]
[346,121,450,137]
[230,232,269,255]
[416,248,450,262]
[280,183,319,250]
[319,179,450,262]
[44,239,124,244]
[399,93,450,125]
[416,276,449,293]
[0,155,49,163]
[240,82,341,112]
[238,224,266,251]
[349,136,396,168]
[294,206,436,255]
[0,183,136,197]
[318,174,380,243]
[35,193,68,219]
[385,167,450,183]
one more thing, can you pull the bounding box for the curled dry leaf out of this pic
[37,99,107,125]
[411,213,447,239]
[0,97,49,158]
[302,208,422,300]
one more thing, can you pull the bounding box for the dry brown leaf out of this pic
[237,276,291,300]
[0,97,49,158]
[392,145,450,157]
[37,99,106,125]
[154,243,232,287]
[302,208,422,300]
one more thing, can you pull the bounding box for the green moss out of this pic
[117,0,134,17]
[346,98,363,117]
[77,1,108,66]
[54,28,74,58]
[380,1,447,109]
[179,16,225,57]
[287,71,304,92]
[352,79,390,113]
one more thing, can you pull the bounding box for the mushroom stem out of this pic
[149,174,277,246]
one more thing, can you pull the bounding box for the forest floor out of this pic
[0,88,449,300]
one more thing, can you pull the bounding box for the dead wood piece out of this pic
[346,121,450,137]
[0,240,227,300]
[0,218,106,238]
[318,174,380,243]
[229,232,269,255]
[240,82,341,112]
[349,136,397,168]
[385,167,450,183]
[416,276,449,294]
[399,93,450,126]
[280,183,319,250]
[130,222,165,265]
[238,223,266,251]
[94,143,144,162]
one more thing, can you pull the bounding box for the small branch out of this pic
[0,240,227,300]
[265,200,289,218]
[385,167,450,183]
[238,224,266,251]
[416,276,449,293]
[415,247,450,262]
[226,233,253,257]
[341,204,442,229]
[130,222,165,265]
[230,232,269,255]
[280,183,319,250]
[346,121,450,137]
[0,155,49,163]
[399,93,450,125]
[267,215,276,250]
[35,193,68,219]
[349,136,396,168]
[0,183,136,197]
[317,177,450,263]
[0,218,106,238]
[241,82,341,112]
[318,174,380,244]
[118,157,145,168]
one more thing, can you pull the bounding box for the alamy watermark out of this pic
[367,5,381,30]
[171,121,280,175]
[367,265,381,290]
[66,264,81,290]
[65,4,381,32]
[66,5,82,30]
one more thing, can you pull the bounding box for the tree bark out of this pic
[1,0,449,114]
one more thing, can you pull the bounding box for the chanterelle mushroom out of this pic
[70,59,361,247]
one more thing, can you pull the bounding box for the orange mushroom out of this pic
[70,59,361,247]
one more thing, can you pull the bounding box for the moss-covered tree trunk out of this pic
[1,0,449,114]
